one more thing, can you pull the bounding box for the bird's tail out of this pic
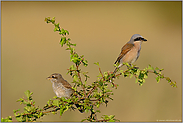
[110,64,124,83]
[113,63,124,75]
[110,68,118,83]
[113,67,118,75]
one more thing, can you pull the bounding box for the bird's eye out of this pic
[52,75,55,78]
[134,38,140,41]
[134,37,144,41]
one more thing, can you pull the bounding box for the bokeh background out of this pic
[1,1,182,122]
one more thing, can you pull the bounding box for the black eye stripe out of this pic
[134,37,144,41]
[134,37,140,41]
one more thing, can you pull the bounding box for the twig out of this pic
[93,94,104,105]
[99,67,104,81]
[76,65,87,97]
[96,119,110,122]
[67,69,78,72]
[86,86,97,97]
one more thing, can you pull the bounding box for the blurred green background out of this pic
[1,1,182,122]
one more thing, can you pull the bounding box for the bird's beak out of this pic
[142,38,147,41]
[46,77,52,80]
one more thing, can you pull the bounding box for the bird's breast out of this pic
[121,42,141,64]
[52,82,73,98]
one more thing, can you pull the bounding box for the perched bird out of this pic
[113,34,147,74]
[47,73,84,113]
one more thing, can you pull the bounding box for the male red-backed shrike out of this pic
[113,34,147,74]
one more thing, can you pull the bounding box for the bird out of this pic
[47,73,84,113]
[113,34,147,74]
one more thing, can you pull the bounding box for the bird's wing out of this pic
[61,79,73,89]
[114,43,134,64]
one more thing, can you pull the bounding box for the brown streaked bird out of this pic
[113,34,147,74]
[47,73,84,113]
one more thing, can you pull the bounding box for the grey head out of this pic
[47,73,73,89]
[47,73,63,83]
[128,34,147,44]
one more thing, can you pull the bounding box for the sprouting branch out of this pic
[86,86,97,98]
[1,17,176,122]
[76,65,87,97]
[111,63,177,87]
[99,67,105,81]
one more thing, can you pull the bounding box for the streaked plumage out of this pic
[47,73,84,113]
[47,73,74,98]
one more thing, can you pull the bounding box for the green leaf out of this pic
[94,62,99,66]
[24,106,31,112]
[156,76,160,83]
[83,60,88,67]
[81,119,87,122]
[148,65,153,70]
[160,68,164,71]
[144,74,148,79]
[15,116,23,122]
[60,106,64,116]
[59,105,68,116]
[51,17,55,23]
[39,112,43,117]
[99,81,103,86]
[24,90,32,99]
[47,100,50,105]
[65,30,69,35]
[13,109,20,114]
[71,57,78,63]
[73,76,78,82]
[51,111,56,115]
[53,100,59,107]
[1,116,12,122]
[97,103,100,108]
[17,98,24,102]
[154,70,158,75]
[54,26,60,32]
[109,119,115,122]
[53,96,58,99]
[130,74,133,78]
[60,37,66,47]
[166,77,171,82]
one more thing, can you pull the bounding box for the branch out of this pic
[99,67,104,81]
[76,65,87,97]
[86,86,97,97]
